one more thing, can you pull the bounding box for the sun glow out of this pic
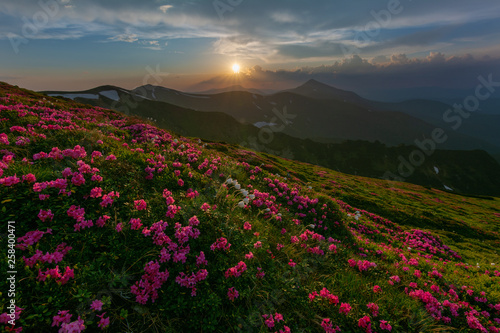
[232,63,240,73]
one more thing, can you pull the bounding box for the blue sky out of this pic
[1,0,500,96]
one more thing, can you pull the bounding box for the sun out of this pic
[232,63,240,74]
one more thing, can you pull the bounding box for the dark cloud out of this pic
[193,53,500,99]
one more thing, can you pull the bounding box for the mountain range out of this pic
[41,80,500,195]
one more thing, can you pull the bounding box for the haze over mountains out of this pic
[42,80,500,195]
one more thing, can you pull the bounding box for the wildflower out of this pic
[38,209,54,222]
[52,310,72,327]
[227,287,239,301]
[367,302,379,317]
[380,320,392,331]
[196,251,208,266]
[97,313,110,329]
[243,222,252,230]
[90,299,103,311]
[262,314,275,329]
[321,318,341,333]
[358,316,371,331]
[309,291,318,301]
[256,267,265,279]
[288,259,296,268]
[22,173,36,183]
[134,199,147,211]
[115,223,123,232]
[254,241,262,248]
[59,316,85,333]
[339,303,352,314]
[210,237,231,252]
[130,218,142,230]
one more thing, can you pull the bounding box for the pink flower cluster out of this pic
[23,243,72,267]
[227,287,239,301]
[210,237,231,252]
[309,287,340,305]
[225,261,247,278]
[134,199,147,210]
[17,228,52,250]
[37,265,75,285]
[38,209,54,222]
[174,222,200,244]
[262,312,285,329]
[348,259,377,272]
[130,260,169,304]
[175,269,208,296]
[321,318,341,333]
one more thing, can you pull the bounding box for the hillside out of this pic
[42,86,500,196]
[43,82,500,159]
[2,82,500,332]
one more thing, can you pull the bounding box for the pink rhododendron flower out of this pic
[339,303,352,314]
[90,299,103,311]
[227,287,239,301]
[134,199,147,211]
[38,209,54,222]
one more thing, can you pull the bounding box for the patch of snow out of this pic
[99,90,120,101]
[182,93,210,99]
[254,122,277,128]
[270,101,277,105]
[252,94,257,99]
[253,102,262,110]
[134,94,151,100]
[151,86,157,100]
[434,166,439,174]
[444,185,453,191]
[48,93,99,100]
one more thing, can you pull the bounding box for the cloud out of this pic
[192,52,500,96]
[270,12,301,24]
[158,5,173,13]
[109,33,138,43]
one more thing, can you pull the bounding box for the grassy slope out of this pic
[1,82,500,332]
[53,93,500,196]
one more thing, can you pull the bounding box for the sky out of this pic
[1,0,500,99]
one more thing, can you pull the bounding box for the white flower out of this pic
[243,197,249,204]
[226,178,233,184]
[308,224,316,229]
[248,194,255,200]
[238,201,246,208]
[265,208,271,212]
[308,186,312,189]
[241,189,249,196]
[234,184,241,190]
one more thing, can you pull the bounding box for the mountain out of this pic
[42,81,500,160]
[3,81,500,332]
[284,79,371,106]
[40,83,500,196]
[194,85,267,95]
